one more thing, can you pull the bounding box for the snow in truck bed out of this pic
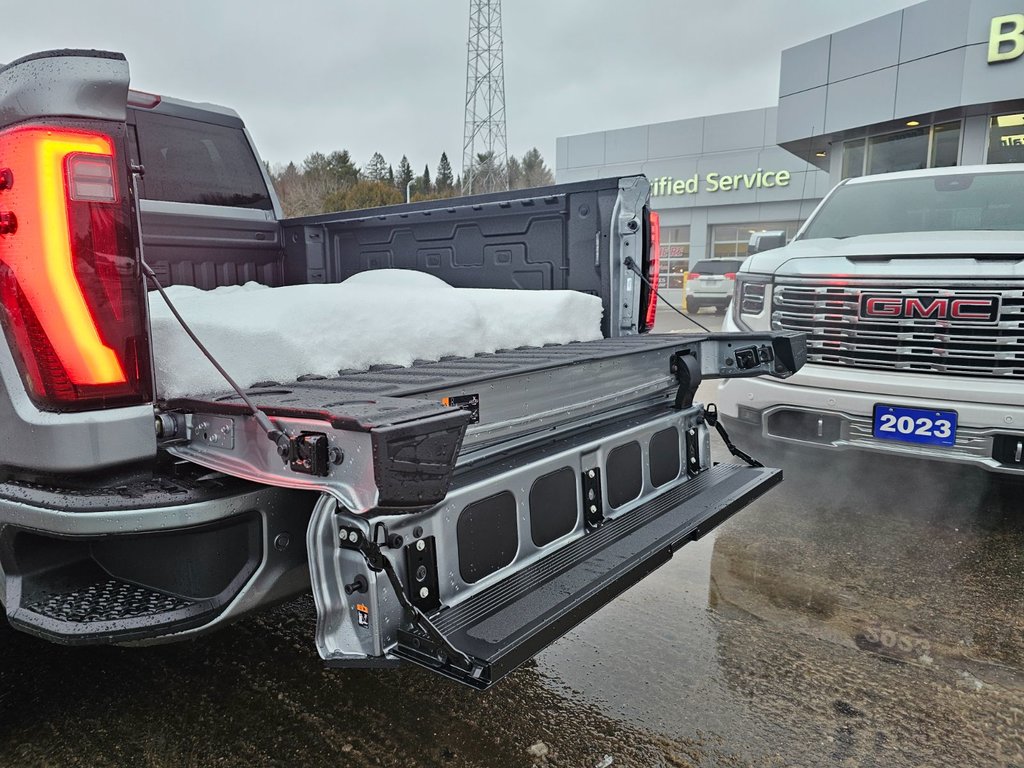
[149,270,604,399]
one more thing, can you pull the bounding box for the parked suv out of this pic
[685,259,744,313]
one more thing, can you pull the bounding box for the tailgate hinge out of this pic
[670,351,702,410]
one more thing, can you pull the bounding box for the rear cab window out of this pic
[131,111,273,210]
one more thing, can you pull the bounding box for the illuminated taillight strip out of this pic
[6,128,125,385]
[645,210,661,329]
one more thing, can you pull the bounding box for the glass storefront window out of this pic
[710,221,802,259]
[867,127,929,174]
[987,113,1024,164]
[842,122,963,178]
[931,122,960,167]
[842,139,865,179]
[658,225,690,289]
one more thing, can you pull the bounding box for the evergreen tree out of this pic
[396,155,414,192]
[326,150,360,186]
[326,180,404,212]
[436,152,454,191]
[521,148,554,188]
[387,165,395,187]
[302,150,359,187]
[469,151,505,194]
[364,152,388,182]
[281,161,300,183]
[507,156,523,190]
[420,164,432,194]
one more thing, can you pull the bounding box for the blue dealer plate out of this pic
[872,404,957,447]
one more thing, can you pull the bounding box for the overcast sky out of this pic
[7,0,914,174]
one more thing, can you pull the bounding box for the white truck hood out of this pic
[747,231,1024,278]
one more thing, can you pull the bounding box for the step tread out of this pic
[396,463,781,687]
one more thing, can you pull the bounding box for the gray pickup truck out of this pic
[0,49,804,688]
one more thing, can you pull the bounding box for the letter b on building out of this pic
[989,14,1024,63]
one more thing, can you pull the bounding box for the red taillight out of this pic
[644,210,661,330]
[0,124,152,410]
[724,272,737,280]
[688,273,701,280]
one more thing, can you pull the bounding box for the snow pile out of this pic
[149,270,603,398]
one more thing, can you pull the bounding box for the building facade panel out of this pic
[827,11,904,82]
[701,109,768,153]
[647,118,704,159]
[899,0,972,62]
[778,36,831,97]
[777,87,828,145]
[893,47,967,116]
[604,125,649,165]
[823,68,900,134]
[565,132,605,168]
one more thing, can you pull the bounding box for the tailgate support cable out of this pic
[352,520,483,678]
[670,353,764,468]
[131,165,287,453]
[143,261,286,450]
[623,256,711,332]
[704,404,764,469]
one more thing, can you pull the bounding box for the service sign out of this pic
[650,169,791,197]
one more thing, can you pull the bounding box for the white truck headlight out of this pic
[732,274,772,331]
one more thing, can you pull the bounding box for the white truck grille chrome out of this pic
[772,278,1024,379]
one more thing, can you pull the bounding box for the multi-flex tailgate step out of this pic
[394,463,781,688]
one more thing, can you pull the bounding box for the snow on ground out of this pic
[149,270,604,398]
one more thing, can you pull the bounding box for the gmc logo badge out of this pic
[859,295,1000,323]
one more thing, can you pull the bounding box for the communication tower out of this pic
[462,0,508,194]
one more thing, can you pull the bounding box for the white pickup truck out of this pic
[719,164,1023,475]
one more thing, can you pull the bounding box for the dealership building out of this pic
[555,0,1024,299]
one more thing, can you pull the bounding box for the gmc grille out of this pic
[771,279,1024,379]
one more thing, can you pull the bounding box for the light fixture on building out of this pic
[815,151,826,157]
[906,120,921,127]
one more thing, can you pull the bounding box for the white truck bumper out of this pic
[717,364,1024,475]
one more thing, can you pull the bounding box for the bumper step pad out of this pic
[9,574,217,644]
[394,463,781,688]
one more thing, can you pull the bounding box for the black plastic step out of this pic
[395,463,781,688]
[10,573,217,644]
[2,514,264,644]
[24,579,197,623]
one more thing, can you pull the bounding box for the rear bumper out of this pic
[717,372,1024,474]
[685,289,732,306]
[0,475,317,644]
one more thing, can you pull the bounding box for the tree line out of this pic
[268,148,554,217]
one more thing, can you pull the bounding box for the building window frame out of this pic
[841,120,963,179]
[985,111,1024,164]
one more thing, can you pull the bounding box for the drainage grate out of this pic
[24,580,195,623]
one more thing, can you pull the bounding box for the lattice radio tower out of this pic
[462,0,508,195]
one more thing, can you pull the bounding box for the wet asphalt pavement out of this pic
[1,309,1021,767]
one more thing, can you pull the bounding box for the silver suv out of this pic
[685,259,744,313]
